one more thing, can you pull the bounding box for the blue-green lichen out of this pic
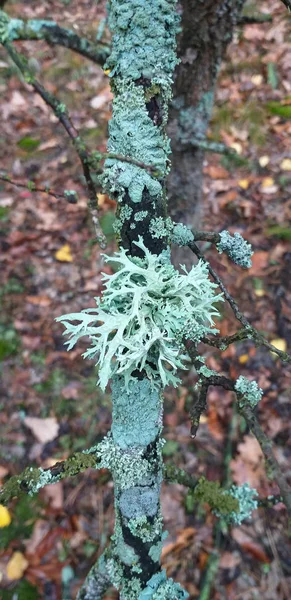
[104,0,179,83]
[57,237,221,390]
[171,222,194,246]
[134,210,148,222]
[149,217,173,239]
[111,377,162,449]
[148,532,168,563]
[217,231,253,269]
[113,205,133,234]
[119,483,161,519]
[95,433,158,490]
[177,91,214,146]
[220,483,258,525]
[127,512,163,543]
[235,375,263,408]
[101,83,170,205]
[197,365,217,379]
[139,570,189,599]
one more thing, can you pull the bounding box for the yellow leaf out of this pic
[251,74,263,86]
[0,505,11,528]
[6,552,29,580]
[239,354,249,364]
[55,244,73,263]
[104,69,111,75]
[259,155,270,168]
[230,142,242,155]
[254,289,265,297]
[280,158,291,171]
[261,177,274,188]
[238,179,250,190]
[270,338,287,352]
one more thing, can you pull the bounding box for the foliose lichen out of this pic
[94,432,158,490]
[171,222,194,246]
[139,570,189,599]
[111,377,162,449]
[127,512,164,543]
[134,210,148,222]
[101,83,170,205]
[149,216,173,239]
[197,365,217,379]
[235,375,263,408]
[104,0,180,84]
[56,237,221,390]
[177,91,214,146]
[219,483,259,525]
[217,231,253,269]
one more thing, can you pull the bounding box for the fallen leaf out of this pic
[204,165,229,179]
[238,354,249,365]
[251,74,263,86]
[259,155,270,168]
[230,142,242,154]
[24,417,59,444]
[280,158,291,171]
[270,338,287,353]
[0,505,11,528]
[6,552,29,580]
[55,244,73,262]
[238,179,250,190]
[261,177,274,187]
[232,529,270,563]
[230,435,265,488]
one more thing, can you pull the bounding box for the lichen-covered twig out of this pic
[2,40,106,247]
[0,449,100,505]
[183,352,291,516]
[188,240,291,364]
[189,138,237,156]
[0,173,77,203]
[280,0,291,10]
[77,550,112,600]
[237,14,272,25]
[0,9,109,64]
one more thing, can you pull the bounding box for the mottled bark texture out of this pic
[78,1,188,598]
[168,0,245,233]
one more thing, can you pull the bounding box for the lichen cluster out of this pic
[101,82,170,205]
[104,0,179,83]
[57,237,221,390]
[222,483,259,525]
[235,375,263,408]
[217,230,253,269]
[139,570,189,599]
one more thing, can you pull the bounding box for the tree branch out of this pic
[279,0,291,11]
[0,448,101,505]
[0,10,109,64]
[237,14,272,25]
[0,173,77,202]
[183,348,291,516]
[2,40,107,247]
[188,240,291,364]
[77,550,112,600]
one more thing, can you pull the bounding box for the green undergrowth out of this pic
[0,322,20,361]
[1,580,40,600]
[211,100,268,146]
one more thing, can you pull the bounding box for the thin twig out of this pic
[183,349,291,516]
[3,40,107,247]
[0,174,76,202]
[237,14,272,25]
[189,240,291,363]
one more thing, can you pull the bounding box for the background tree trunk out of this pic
[168,0,245,241]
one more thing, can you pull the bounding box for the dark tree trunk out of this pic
[168,0,245,235]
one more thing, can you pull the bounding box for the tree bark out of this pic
[168,0,245,236]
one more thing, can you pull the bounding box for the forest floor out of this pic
[0,0,291,598]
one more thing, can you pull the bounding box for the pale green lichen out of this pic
[64,189,78,202]
[119,483,161,519]
[94,432,156,490]
[148,532,168,563]
[217,231,253,269]
[113,205,133,234]
[111,377,162,449]
[140,570,189,599]
[149,216,173,239]
[101,83,169,205]
[127,512,164,543]
[56,237,221,390]
[235,375,263,408]
[197,365,217,379]
[134,210,149,222]
[177,91,214,146]
[171,222,194,246]
[105,0,179,83]
[218,483,259,525]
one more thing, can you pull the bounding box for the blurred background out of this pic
[0,0,291,598]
